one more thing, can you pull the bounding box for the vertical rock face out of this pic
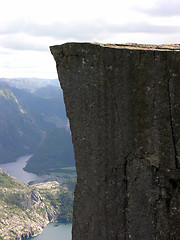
[50,43,180,240]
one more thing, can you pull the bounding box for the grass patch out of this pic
[49,172,76,178]
[61,167,76,171]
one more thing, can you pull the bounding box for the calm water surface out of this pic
[0,155,42,184]
[0,156,72,239]
[29,223,72,240]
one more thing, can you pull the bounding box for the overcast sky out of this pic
[0,0,180,79]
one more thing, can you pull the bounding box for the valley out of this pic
[0,78,75,177]
[0,78,76,239]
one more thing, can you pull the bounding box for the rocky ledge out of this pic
[51,43,180,240]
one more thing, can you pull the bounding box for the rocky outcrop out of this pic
[0,169,74,239]
[50,43,180,240]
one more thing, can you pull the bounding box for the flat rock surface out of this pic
[93,43,180,51]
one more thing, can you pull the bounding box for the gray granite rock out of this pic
[50,43,180,240]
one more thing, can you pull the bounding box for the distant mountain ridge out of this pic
[0,78,60,91]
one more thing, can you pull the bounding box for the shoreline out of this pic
[0,154,69,185]
[28,222,72,240]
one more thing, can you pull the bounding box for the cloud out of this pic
[1,19,180,42]
[111,22,180,34]
[0,15,179,52]
[0,20,103,40]
[1,38,48,52]
[134,0,180,17]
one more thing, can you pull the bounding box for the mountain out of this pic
[0,82,42,163]
[0,78,60,91]
[24,127,75,177]
[12,85,67,129]
[0,78,75,176]
[0,80,68,163]
[0,168,75,239]
[33,85,62,97]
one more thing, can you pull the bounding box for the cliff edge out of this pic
[50,43,180,240]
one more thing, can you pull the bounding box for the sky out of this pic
[0,0,180,79]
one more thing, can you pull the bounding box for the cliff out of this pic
[0,168,74,240]
[50,43,180,240]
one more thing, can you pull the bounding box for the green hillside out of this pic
[0,80,69,164]
[0,83,42,163]
[12,84,67,129]
[24,128,75,177]
[0,168,75,239]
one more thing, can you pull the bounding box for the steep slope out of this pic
[0,82,42,163]
[12,84,67,129]
[0,168,75,240]
[24,127,75,176]
[0,81,68,164]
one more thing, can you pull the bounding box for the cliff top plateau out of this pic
[51,42,180,51]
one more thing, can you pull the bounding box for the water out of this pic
[29,223,72,240]
[0,156,72,239]
[0,155,42,184]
